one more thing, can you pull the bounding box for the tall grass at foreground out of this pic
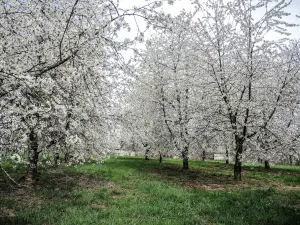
[1,157,300,225]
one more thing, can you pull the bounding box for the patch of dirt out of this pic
[0,168,114,208]
[0,207,15,218]
[1,188,43,209]
[273,183,300,191]
[106,181,122,190]
[73,176,108,190]
[147,166,280,191]
[89,203,109,209]
[293,204,300,209]
[0,176,22,195]
[34,168,108,191]
[243,166,300,176]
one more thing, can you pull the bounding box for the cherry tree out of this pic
[127,11,211,169]
[190,0,299,179]
[129,0,299,177]
[0,0,173,183]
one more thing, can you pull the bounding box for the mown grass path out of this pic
[1,157,300,224]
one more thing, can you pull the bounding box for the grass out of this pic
[1,157,300,225]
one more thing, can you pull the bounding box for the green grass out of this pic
[1,157,300,225]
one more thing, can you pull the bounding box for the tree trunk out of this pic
[27,130,39,184]
[258,158,263,163]
[182,146,189,169]
[264,160,270,169]
[65,152,70,163]
[234,160,242,181]
[289,155,293,166]
[54,153,59,167]
[145,149,150,160]
[234,136,243,181]
[202,150,206,161]
[144,143,150,160]
[225,148,229,164]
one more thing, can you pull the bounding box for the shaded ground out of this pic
[147,163,300,191]
[107,157,300,190]
[1,157,300,225]
[0,167,113,225]
[147,166,265,190]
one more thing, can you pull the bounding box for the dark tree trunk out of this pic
[159,152,163,164]
[234,160,242,181]
[289,155,293,166]
[264,160,270,169]
[182,146,189,170]
[234,136,243,181]
[65,152,70,163]
[202,150,206,161]
[182,156,189,169]
[144,143,150,160]
[64,111,72,164]
[54,153,59,167]
[27,130,39,184]
[145,149,150,160]
[225,148,229,164]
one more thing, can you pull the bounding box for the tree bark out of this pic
[202,150,206,161]
[27,130,39,184]
[258,158,263,163]
[54,153,59,167]
[144,144,150,160]
[234,136,243,181]
[159,152,163,164]
[182,146,189,169]
[225,148,229,164]
[145,153,150,160]
[234,160,242,181]
[65,152,70,163]
[289,155,293,166]
[264,160,270,169]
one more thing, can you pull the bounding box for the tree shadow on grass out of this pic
[0,217,32,225]
[243,165,300,175]
[1,167,108,198]
[0,166,113,225]
[0,180,33,225]
[147,165,261,190]
[106,157,300,190]
[104,158,260,190]
[31,167,111,202]
[209,189,300,225]
[242,165,300,187]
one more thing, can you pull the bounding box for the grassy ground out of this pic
[1,157,300,225]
